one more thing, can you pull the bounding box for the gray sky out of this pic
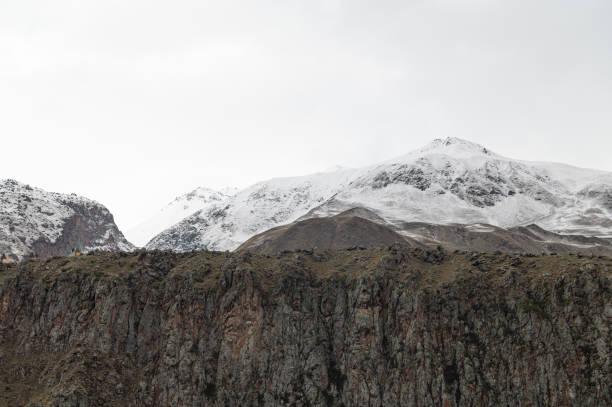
[1,0,611,232]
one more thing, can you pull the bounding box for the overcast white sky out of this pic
[1,0,611,232]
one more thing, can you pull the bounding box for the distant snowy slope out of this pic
[126,187,237,247]
[147,138,612,252]
[0,179,134,260]
[146,168,361,251]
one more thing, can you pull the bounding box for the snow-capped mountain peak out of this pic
[145,138,612,252]
[423,137,490,153]
[394,137,497,161]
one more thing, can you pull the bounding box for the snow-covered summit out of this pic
[396,137,498,161]
[146,138,612,252]
[0,179,134,260]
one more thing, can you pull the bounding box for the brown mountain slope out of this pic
[399,221,612,256]
[238,206,612,256]
[237,210,421,253]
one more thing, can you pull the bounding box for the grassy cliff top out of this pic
[1,247,609,295]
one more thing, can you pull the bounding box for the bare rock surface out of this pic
[0,179,134,260]
[0,249,610,406]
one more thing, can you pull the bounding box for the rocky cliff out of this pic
[0,179,135,260]
[0,248,609,406]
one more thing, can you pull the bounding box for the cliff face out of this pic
[30,200,133,259]
[0,249,609,406]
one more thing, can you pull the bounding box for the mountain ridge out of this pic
[0,179,134,260]
[146,138,612,252]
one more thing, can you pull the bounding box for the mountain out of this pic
[1,249,609,405]
[126,187,237,247]
[146,138,612,252]
[237,208,422,253]
[0,179,134,260]
[306,138,612,237]
[146,168,360,251]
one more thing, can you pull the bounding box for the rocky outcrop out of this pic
[0,249,609,406]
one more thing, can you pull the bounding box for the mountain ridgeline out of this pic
[144,138,612,253]
[126,187,237,248]
[2,138,612,259]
